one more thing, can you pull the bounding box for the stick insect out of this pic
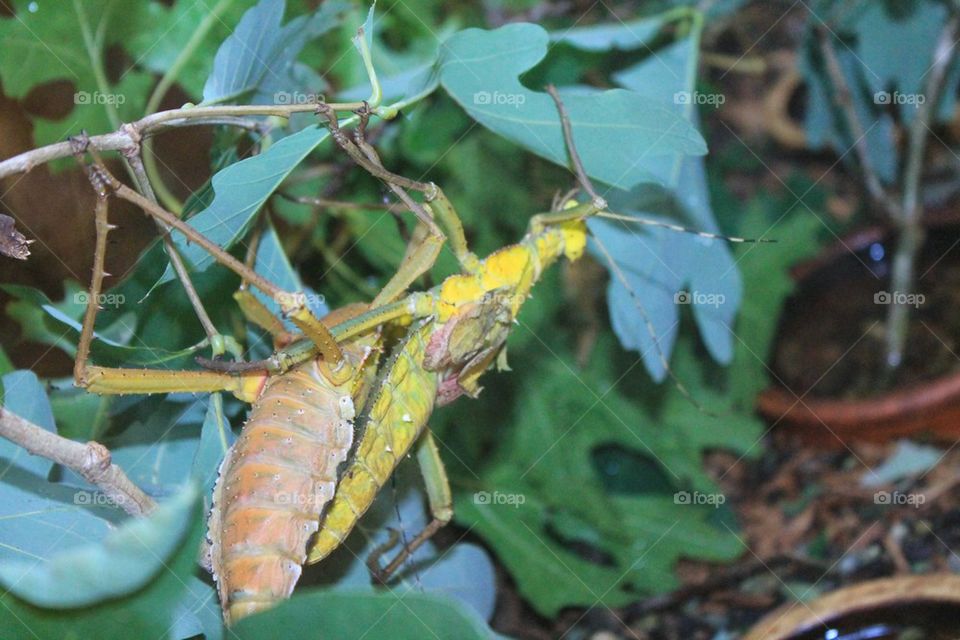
[202,90,771,593]
[67,87,766,626]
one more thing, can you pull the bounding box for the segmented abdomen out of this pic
[307,320,438,564]
[207,359,359,624]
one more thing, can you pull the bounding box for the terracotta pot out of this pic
[757,219,960,448]
[742,574,960,640]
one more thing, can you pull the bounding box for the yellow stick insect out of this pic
[198,89,772,604]
[67,88,767,626]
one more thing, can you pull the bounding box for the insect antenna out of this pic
[590,237,717,416]
[593,210,775,244]
[546,84,728,417]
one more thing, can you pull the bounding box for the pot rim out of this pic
[742,574,960,640]
[760,211,960,421]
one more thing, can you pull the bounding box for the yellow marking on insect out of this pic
[481,245,529,291]
[561,219,587,261]
[235,374,268,403]
[438,274,484,320]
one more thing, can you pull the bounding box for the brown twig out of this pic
[0,101,368,181]
[0,407,156,516]
[817,28,900,221]
[122,142,222,343]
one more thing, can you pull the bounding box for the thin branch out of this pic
[125,146,222,345]
[0,102,367,181]
[545,84,604,207]
[0,407,156,516]
[885,11,960,367]
[818,28,901,220]
[278,192,407,214]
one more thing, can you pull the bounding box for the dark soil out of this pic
[770,222,960,400]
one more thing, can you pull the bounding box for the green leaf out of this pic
[107,397,207,497]
[725,198,824,408]
[0,375,121,565]
[3,284,205,367]
[851,0,951,121]
[551,13,665,51]
[50,387,111,441]
[251,221,329,323]
[0,484,198,608]
[589,33,742,378]
[441,329,753,616]
[438,23,706,191]
[201,0,348,104]
[157,124,331,286]
[799,17,898,182]
[0,0,151,145]
[232,589,494,639]
[129,0,250,100]
[0,483,208,639]
[191,394,234,497]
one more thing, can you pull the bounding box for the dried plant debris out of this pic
[0,214,32,260]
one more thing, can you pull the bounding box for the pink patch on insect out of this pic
[424,316,459,370]
[436,375,467,406]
